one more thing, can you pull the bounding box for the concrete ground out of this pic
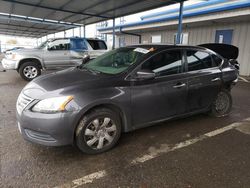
[1,64,250,188]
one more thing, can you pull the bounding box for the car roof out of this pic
[127,43,207,51]
[46,37,105,42]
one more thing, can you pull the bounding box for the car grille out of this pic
[16,93,33,114]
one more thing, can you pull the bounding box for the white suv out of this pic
[2,37,108,81]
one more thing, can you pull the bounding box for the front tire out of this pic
[211,90,232,117]
[19,62,41,81]
[75,108,121,154]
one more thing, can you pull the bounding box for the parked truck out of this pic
[2,37,108,81]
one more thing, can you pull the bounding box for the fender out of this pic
[74,99,132,133]
[17,55,45,69]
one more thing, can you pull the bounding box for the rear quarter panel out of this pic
[221,63,238,88]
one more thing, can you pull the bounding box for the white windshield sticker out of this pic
[133,48,150,54]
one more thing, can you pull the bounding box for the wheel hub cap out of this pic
[84,117,117,150]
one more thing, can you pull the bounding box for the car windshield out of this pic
[36,41,48,49]
[82,47,148,74]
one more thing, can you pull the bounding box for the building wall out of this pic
[118,21,250,76]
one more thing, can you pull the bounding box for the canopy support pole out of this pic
[176,1,184,44]
[112,18,115,49]
[83,25,86,38]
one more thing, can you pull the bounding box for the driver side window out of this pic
[48,39,70,51]
[141,50,183,77]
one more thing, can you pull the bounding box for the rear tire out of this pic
[19,62,41,81]
[210,90,232,117]
[75,108,121,154]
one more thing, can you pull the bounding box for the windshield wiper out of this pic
[77,65,100,74]
[89,68,101,74]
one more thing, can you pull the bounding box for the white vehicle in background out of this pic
[1,37,108,81]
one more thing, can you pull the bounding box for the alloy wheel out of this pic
[23,66,38,79]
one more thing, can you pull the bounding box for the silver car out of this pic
[2,37,108,81]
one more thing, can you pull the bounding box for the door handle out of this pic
[211,77,221,82]
[173,83,186,88]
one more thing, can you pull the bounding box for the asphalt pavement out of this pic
[1,66,250,188]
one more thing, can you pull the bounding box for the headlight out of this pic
[11,54,16,60]
[6,53,19,60]
[32,96,73,113]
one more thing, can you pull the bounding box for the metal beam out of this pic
[0,14,81,27]
[0,31,44,38]
[112,18,115,49]
[0,28,45,34]
[0,23,57,32]
[0,31,41,38]
[83,25,86,38]
[176,1,184,44]
[3,0,111,19]
[0,27,47,34]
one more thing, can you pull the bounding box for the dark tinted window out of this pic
[70,39,87,51]
[211,54,223,66]
[142,50,183,76]
[186,50,213,71]
[87,40,107,50]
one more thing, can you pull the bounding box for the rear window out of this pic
[211,54,223,66]
[186,50,213,71]
[87,39,107,50]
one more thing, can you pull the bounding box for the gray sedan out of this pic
[16,44,238,154]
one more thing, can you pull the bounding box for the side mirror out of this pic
[135,69,155,80]
[82,54,90,64]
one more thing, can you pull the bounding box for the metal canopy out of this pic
[0,14,80,38]
[0,0,184,38]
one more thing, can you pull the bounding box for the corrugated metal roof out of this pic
[0,0,185,38]
[98,0,250,32]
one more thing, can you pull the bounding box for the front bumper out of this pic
[16,109,80,146]
[1,58,18,69]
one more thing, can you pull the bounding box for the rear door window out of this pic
[87,40,107,50]
[70,39,87,51]
[186,50,213,71]
[141,50,183,76]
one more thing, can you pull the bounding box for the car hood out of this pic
[11,48,43,55]
[22,67,113,99]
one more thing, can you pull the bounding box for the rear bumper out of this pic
[1,58,18,69]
